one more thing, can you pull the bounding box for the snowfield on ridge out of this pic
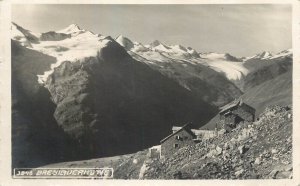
[12,22,292,86]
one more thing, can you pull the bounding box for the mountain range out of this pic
[11,23,292,168]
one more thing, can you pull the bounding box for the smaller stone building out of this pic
[160,123,196,159]
[149,145,161,159]
[219,99,255,132]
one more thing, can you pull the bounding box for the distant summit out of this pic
[245,50,292,61]
[115,35,134,50]
[57,23,82,34]
[254,51,273,59]
[150,40,163,47]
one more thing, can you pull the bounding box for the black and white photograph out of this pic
[1,1,299,183]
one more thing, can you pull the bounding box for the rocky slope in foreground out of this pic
[143,105,292,179]
[42,105,292,179]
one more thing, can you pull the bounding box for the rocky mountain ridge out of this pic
[115,34,292,93]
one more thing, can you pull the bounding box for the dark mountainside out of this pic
[241,70,292,114]
[12,38,218,167]
[242,55,292,91]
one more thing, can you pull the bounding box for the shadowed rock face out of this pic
[12,39,218,166]
[40,31,71,41]
[224,53,243,62]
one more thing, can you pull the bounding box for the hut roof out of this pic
[160,123,196,143]
[219,100,241,114]
[219,99,255,115]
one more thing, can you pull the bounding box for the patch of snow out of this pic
[35,35,112,83]
[12,23,115,84]
[200,52,226,60]
[204,60,249,80]
[153,44,171,53]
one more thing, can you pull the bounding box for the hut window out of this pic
[175,135,182,140]
[174,144,179,148]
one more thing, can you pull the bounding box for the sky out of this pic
[12,4,292,57]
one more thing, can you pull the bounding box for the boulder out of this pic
[271,148,278,154]
[269,170,279,179]
[276,171,292,179]
[216,146,223,155]
[238,145,248,154]
[234,169,244,177]
[254,157,261,165]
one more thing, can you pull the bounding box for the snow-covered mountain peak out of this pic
[11,22,120,84]
[11,22,40,47]
[172,44,188,52]
[57,23,82,34]
[245,49,292,61]
[269,49,292,59]
[200,52,227,59]
[115,35,134,50]
[247,51,273,60]
[257,51,273,59]
[150,41,172,53]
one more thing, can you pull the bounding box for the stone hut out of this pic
[160,123,196,159]
[219,99,255,132]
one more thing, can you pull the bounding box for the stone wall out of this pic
[233,104,255,122]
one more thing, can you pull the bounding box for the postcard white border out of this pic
[1,0,299,186]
